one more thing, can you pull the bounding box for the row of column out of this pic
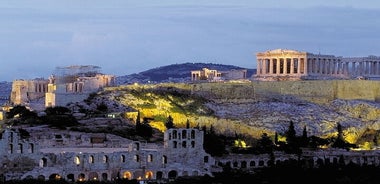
[349,61,380,76]
[256,57,307,76]
[257,58,380,77]
[307,58,346,75]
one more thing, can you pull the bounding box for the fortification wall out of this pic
[191,80,380,104]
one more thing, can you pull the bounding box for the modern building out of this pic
[254,49,380,81]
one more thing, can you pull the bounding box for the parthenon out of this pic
[254,49,380,81]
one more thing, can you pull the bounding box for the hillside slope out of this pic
[101,82,380,149]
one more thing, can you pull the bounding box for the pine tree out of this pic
[285,121,296,145]
[186,119,190,128]
[136,111,141,125]
[165,115,174,129]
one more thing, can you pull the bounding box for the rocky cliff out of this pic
[105,80,380,149]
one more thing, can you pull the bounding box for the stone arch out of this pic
[134,155,140,162]
[148,154,153,162]
[134,170,144,180]
[67,174,75,182]
[145,171,154,180]
[162,155,167,164]
[103,155,109,163]
[101,173,108,181]
[78,173,86,182]
[241,161,247,168]
[74,156,81,165]
[134,142,140,151]
[89,155,94,163]
[39,157,47,167]
[182,130,187,139]
[123,171,132,180]
[168,170,177,179]
[89,172,99,181]
[48,173,61,180]
[191,130,195,139]
[192,171,199,176]
[28,143,34,153]
[121,155,126,163]
[17,143,23,153]
[258,160,265,166]
[156,171,163,180]
[182,171,188,176]
[173,130,177,139]
[250,160,256,167]
[37,175,45,181]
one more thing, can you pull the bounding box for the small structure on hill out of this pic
[191,68,247,82]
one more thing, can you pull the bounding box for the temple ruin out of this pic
[254,49,380,81]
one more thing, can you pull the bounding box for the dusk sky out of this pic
[1,0,380,81]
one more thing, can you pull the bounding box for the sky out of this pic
[1,0,380,82]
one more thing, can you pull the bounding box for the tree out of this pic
[138,118,153,139]
[331,123,357,149]
[301,126,309,147]
[203,126,225,156]
[136,111,141,125]
[284,121,301,154]
[45,106,71,115]
[165,115,175,129]
[274,132,279,145]
[285,121,296,146]
[6,105,37,120]
[186,119,190,128]
[257,133,274,154]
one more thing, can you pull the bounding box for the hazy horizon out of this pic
[1,0,380,82]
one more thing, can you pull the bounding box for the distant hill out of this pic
[116,62,256,85]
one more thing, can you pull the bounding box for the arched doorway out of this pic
[37,175,45,181]
[67,174,75,182]
[134,170,144,180]
[123,171,132,180]
[89,172,99,181]
[78,173,86,182]
[168,170,177,179]
[156,171,163,180]
[145,171,153,180]
[102,173,108,181]
[49,173,61,180]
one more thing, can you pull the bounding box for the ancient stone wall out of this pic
[191,80,380,104]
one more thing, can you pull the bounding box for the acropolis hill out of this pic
[99,79,379,147]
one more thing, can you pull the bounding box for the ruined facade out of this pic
[2,127,380,182]
[10,78,49,105]
[0,128,215,182]
[9,65,115,108]
[191,68,247,82]
[254,49,380,81]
